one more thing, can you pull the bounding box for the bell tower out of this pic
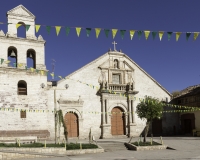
[7,4,36,39]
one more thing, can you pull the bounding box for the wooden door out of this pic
[111,107,125,135]
[64,113,79,137]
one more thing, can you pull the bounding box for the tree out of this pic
[136,97,163,142]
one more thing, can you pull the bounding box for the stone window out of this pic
[112,74,120,84]
[8,46,17,67]
[17,22,26,38]
[20,110,26,118]
[27,49,36,69]
[18,80,27,95]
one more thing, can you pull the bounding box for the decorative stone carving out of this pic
[38,35,44,41]
[0,30,5,37]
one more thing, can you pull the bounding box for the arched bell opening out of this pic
[8,46,17,67]
[27,49,36,69]
[17,22,26,38]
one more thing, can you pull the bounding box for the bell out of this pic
[29,53,33,58]
[10,50,16,57]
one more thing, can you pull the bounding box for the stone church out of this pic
[0,5,171,142]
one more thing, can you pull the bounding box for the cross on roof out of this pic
[112,41,117,51]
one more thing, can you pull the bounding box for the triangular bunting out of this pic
[137,31,143,40]
[144,31,150,40]
[159,31,164,41]
[41,70,44,75]
[86,28,91,37]
[16,23,22,29]
[120,30,126,39]
[186,32,191,41]
[152,31,157,40]
[0,58,4,64]
[112,29,118,39]
[55,26,61,36]
[46,26,51,34]
[130,30,135,40]
[95,28,101,38]
[65,27,70,36]
[58,76,62,79]
[176,32,181,41]
[167,32,173,41]
[194,32,199,41]
[26,25,30,31]
[35,25,41,33]
[76,27,81,37]
[104,29,110,38]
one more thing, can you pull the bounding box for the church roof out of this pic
[7,4,35,19]
[58,50,172,97]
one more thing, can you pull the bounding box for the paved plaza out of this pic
[18,137,200,160]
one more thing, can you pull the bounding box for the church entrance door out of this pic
[64,113,79,137]
[111,107,125,135]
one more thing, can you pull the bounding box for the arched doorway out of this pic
[111,107,125,135]
[64,112,79,137]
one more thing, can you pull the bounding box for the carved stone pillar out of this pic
[101,91,112,138]
[127,91,139,137]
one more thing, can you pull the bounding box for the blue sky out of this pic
[1,0,200,93]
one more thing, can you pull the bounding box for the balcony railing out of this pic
[108,84,127,91]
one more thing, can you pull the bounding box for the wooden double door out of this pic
[64,113,79,137]
[111,107,125,135]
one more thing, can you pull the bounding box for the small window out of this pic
[112,74,120,84]
[18,80,27,95]
[20,110,26,118]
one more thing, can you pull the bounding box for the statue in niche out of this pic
[128,73,135,90]
[114,59,119,68]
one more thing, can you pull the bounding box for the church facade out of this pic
[0,5,171,141]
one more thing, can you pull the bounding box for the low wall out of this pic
[0,146,104,159]
[125,143,167,151]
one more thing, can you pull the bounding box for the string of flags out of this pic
[1,59,200,111]
[0,107,200,114]
[0,21,199,41]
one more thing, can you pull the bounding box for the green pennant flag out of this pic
[186,32,191,41]
[137,31,143,40]
[36,69,39,73]
[46,26,51,34]
[167,32,173,41]
[13,63,16,67]
[65,27,70,36]
[120,30,126,39]
[0,58,4,64]
[104,29,110,38]
[46,71,49,76]
[25,66,28,70]
[152,31,157,40]
[86,28,91,37]
[26,25,30,31]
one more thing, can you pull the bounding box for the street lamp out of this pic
[41,82,69,143]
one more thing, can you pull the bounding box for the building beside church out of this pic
[0,5,172,142]
[170,85,200,135]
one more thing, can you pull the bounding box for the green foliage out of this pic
[66,143,98,150]
[136,97,163,122]
[0,143,98,150]
[132,141,161,146]
[56,110,68,143]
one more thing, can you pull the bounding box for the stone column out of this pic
[127,93,138,137]
[101,92,112,138]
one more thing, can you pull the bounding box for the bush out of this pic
[132,141,161,146]
[0,142,98,150]
[66,143,98,150]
